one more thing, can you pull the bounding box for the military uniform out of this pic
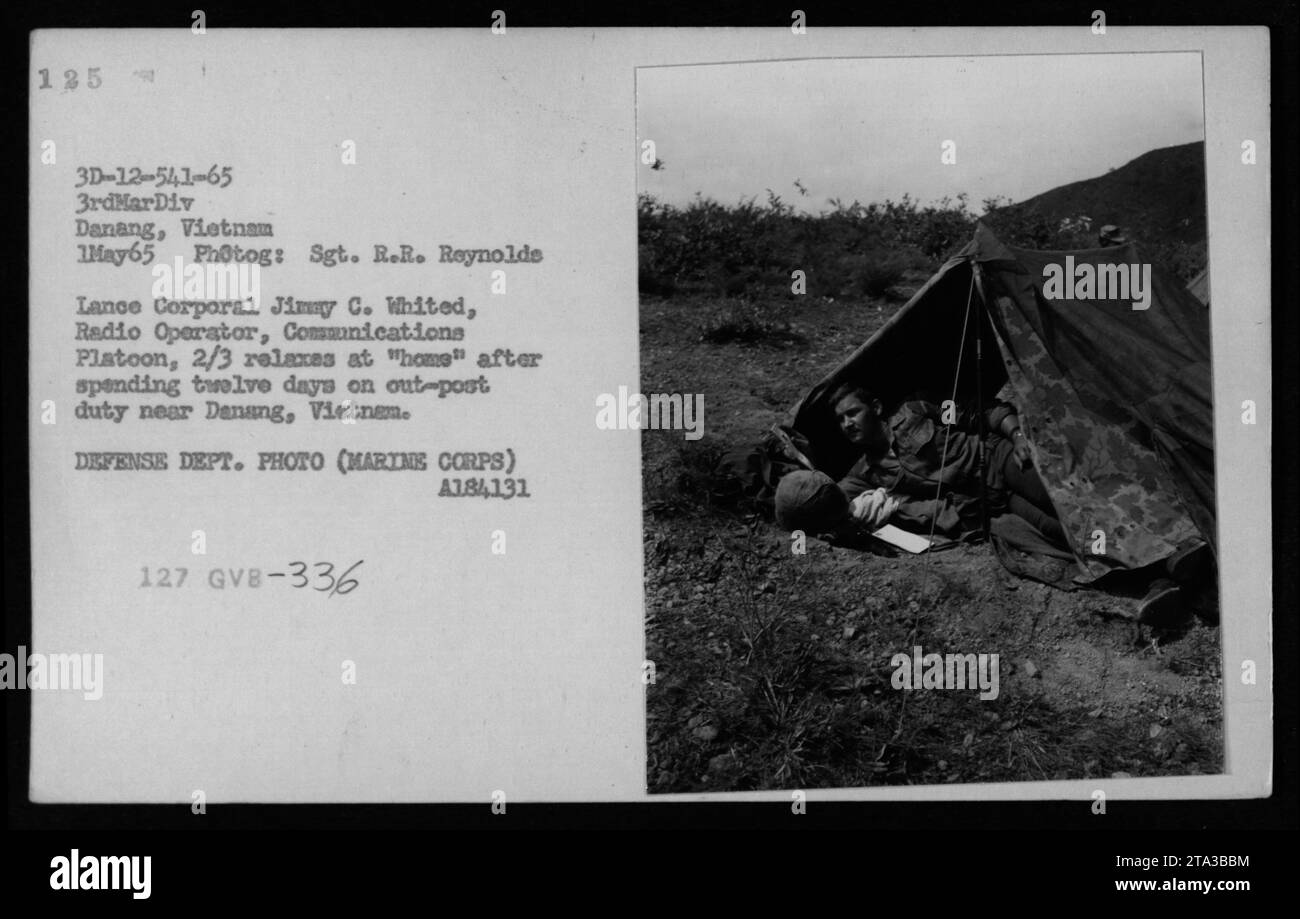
[836,395,1024,536]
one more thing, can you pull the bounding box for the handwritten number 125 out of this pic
[38,68,102,90]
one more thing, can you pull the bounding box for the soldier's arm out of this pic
[990,405,1021,438]
[951,399,1018,437]
[890,494,965,535]
[837,457,873,501]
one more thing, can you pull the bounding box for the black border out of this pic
[3,0,1296,843]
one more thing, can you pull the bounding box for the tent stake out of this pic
[973,261,989,541]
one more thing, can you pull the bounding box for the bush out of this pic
[1149,238,1208,283]
[856,249,910,298]
[639,185,1206,301]
[699,301,803,346]
[644,437,728,517]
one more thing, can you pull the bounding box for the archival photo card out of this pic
[23,26,1270,806]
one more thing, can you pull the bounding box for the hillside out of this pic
[990,141,1206,247]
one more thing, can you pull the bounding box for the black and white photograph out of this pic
[639,53,1224,793]
[6,5,1287,877]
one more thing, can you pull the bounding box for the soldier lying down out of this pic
[775,382,1066,546]
[773,382,1214,626]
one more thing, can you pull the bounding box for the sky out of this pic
[636,53,1204,214]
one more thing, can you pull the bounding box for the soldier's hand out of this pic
[851,489,898,530]
[1012,432,1033,469]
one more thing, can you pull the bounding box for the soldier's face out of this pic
[835,394,881,447]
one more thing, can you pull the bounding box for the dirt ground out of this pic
[641,287,1224,793]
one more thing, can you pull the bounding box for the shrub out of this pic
[699,301,803,346]
[856,249,911,298]
[639,186,1206,300]
[1149,238,1208,283]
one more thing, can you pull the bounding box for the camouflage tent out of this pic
[788,224,1215,582]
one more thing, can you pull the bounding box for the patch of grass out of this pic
[647,528,874,791]
[645,512,1223,792]
[643,436,728,518]
[699,301,804,346]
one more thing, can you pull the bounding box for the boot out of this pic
[1166,539,1213,585]
[1137,578,1190,627]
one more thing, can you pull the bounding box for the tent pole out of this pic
[972,261,988,541]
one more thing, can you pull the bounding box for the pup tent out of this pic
[785,223,1215,583]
